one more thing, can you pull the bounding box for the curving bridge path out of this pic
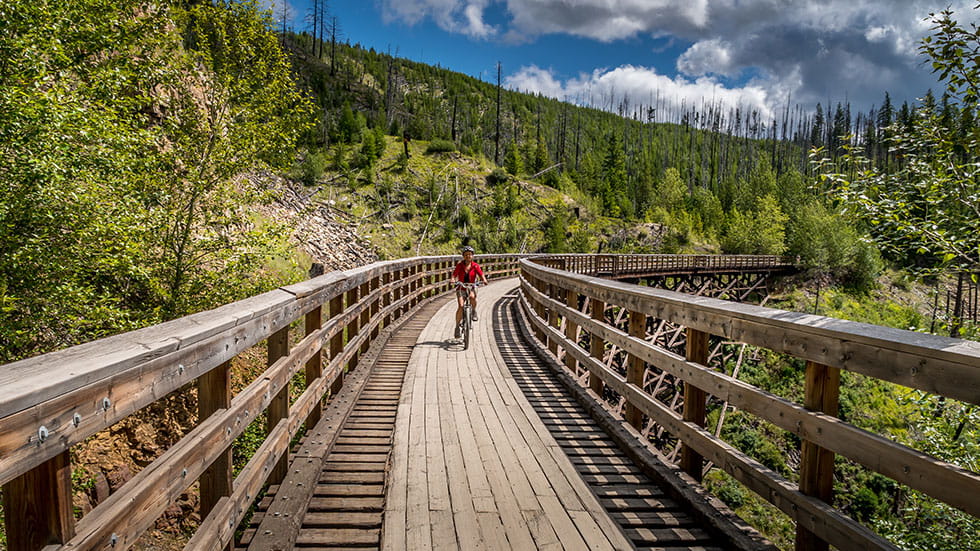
[2,255,978,551]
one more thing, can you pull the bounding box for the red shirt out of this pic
[452,261,484,283]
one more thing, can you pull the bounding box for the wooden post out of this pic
[382,272,393,327]
[589,298,606,396]
[625,311,646,429]
[359,281,371,354]
[411,264,419,307]
[535,278,548,343]
[198,361,232,526]
[329,293,345,396]
[3,451,74,550]
[796,361,840,551]
[681,328,709,481]
[392,269,402,320]
[369,276,381,341]
[267,326,290,484]
[305,307,323,429]
[548,284,560,356]
[346,286,361,371]
[564,289,579,374]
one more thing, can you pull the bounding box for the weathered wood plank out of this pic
[681,328,709,482]
[2,451,74,551]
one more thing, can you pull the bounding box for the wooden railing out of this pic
[519,256,980,551]
[0,255,521,551]
[534,253,793,278]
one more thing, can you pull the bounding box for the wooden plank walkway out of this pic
[383,280,634,551]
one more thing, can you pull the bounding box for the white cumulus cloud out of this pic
[379,0,980,112]
[505,64,774,121]
[380,0,496,38]
[676,39,734,77]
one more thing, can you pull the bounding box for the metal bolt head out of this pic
[37,426,49,443]
[73,413,82,427]
[181,468,187,478]
[110,533,118,546]
[102,397,112,411]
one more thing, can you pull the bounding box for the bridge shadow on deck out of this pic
[490,296,728,551]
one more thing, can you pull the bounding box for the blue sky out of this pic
[278,1,968,120]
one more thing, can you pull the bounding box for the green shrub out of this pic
[716,478,747,509]
[487,167,509,186]
[295,149,328,185]
[425,139,456,154]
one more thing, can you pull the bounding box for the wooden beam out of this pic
[2,450,74,550]
[681,328,709,481]
[589,298,606,397]
[359,281,371,354]
[564,289,579,375]
[548,284,560,355]
[267,326,290,485]
[198,360,232,532]
[346,286,361,371]
[329,293,344,396]
[796,361,840,551]
[305,307,323,429]
[625,311,646,429]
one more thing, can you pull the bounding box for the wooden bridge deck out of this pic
[239,279,742,550]
[384,280,633,551]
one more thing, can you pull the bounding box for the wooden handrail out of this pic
[0,254,522,551]
[0,253,809,550]
[519,256,980,551]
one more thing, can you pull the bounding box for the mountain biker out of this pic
[452,246,489,338]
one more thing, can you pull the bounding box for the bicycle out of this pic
[455,282,480,349]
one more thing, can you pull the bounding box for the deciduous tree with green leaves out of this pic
[818,5,980,276]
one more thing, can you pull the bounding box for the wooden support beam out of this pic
[547,284,560,355]
[3,450,74,550]
[370,276,381,341]
[346,286,361,371]
[796,360,840,551]
[681,327,709,481]
[564,288,579,375]
[625,311,646,429]
[198,360,232,529]
[392,269,402,321]
[267,326,290,485]
[382,272,393,327]
[589,298,606,397]
[329,293,344,396]
[304,307,323,429]
[359,281,371,354]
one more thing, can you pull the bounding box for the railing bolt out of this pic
[110,533,118,546]
[73,413,82,427]
[37,425,49,443]
[178,363,185,375]
[181,468,187,478]
[102,397,112,411]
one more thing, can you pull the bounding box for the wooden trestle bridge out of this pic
[2,255,979,551]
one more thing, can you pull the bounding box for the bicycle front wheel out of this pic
[463,311,472,349]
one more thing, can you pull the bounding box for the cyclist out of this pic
[452,245,489,338]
